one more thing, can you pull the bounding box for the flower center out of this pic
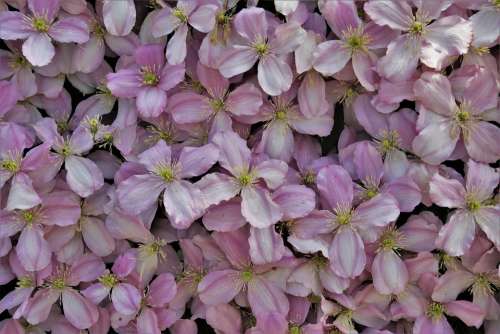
[156,165,175,183]
[472,274,495,296]
[142,70,159,86]
[61,143,73,157]
[238,172,254,187]
[210,98,225,113]
[172,7,188,22]
[1,159,19,173]
[50,277,67,290]
[302,171,316,186]
[379,130,399,155]
[363,185,379,200]
[312,255,328,269]
[426,302,445,321]
[409,21,425,35]
[455,108,471,124]
[493,0,500,9]
[17,276,34,288]
[379,228,401,252]
[253,42,269,57]
[22,210,35,224]
[240,269,253,283]
[141,239,166,257]
[335,207,352,225]
[340,86,358,105]
[92,21,106,38]
[32,17,49,32]
[289,325,301,334]
[465,195,481,212]
[9,55,28,69]
[99,273,119,289]
[274,109,287,121]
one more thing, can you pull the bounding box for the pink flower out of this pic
[152,0,219,65]
[412,66,500,164]
[218,7,306,96]
[116,139,218,229]
[365,0,472,81]
[169,61,263,137]
[0,0,90,66]
[106,44,185,118]
[197,130,288,228]
[430,160,499,256]
[294,164,400,278]
[313,0,397,91]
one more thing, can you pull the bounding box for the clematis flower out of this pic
[313,0,398,91]
[33,118,104,198]
[364,0,472,82]
[197,227,290,318]
[293,164,400,278]
[152,0,219,65]
[412,272,485,334]
[218,7,306,96]
[22,254,105,329]
[116,139,218,229]
[197,130,288,228]
[0,190,81,271]
[256,84,334,163]
[106,44,185,118]
[0,0,90,66]
[169,61,263,138]
[0,45,38,99]
[412,67,500,164]
[430,159,499,256]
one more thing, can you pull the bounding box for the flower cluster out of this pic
[0,0,498,333]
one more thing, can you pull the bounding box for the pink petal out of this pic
[322,0,361,36]
[6,173,41,211]
[81,217,115,257]
[62,289,99,329]
[226,83,263,117]
[178,144,219,178]
[272,185,316,220]
[170,319,197,334]
[317,164,353,210]
[206,304,242,334]
[203,199,247,232]
[431,270,475,303]
[352,51,378,92]
[319,266,350,294]
[249,226,285,265]
[257,55,293,96]
[196,173,240,208]
[293,210,336,239]
[372,250,408,295]
[49,17,89,43]
[163,180,206,229]
[353,141,384,186]
[218,46,258,78]
[106,69,142,98]
[270,22,306,55]
[475,207,500,249]
[137,308,161,334]
[413,315,453,334]
[69,126,94,154]
[470,9,500,47]
[105,210,153,243]
[166,24,188,65]
[0,11,33,40]
[233,7,267,42]
[383,177,422,212]
[298,71,329,118]
[189,4,218,33]
[248,276,289,316]
[329,227,366,278]
[241,185,282,228]
[429,173,466,208]
[22,33,55,67]
[158,63,185,91]
[117,174,165,214]
[436,209,476,256]
[65,156,104,198]
[412,120,459,165]
[421,16,472,70]
[259,121,294,162]
[445,300,485,328]
[212,131,251,176]
[169,92,210,124]
[103,0,136,36]
[148,273,177,307]
[151,7,179,37]
[28,0,60,21]
[376,35,419,82]
[465,121,500,163]
[253,159,288,189]
[363,0,412,31]
[16,226,51,271]
[111,283,141,315]
[312,40,351,76]
[352,194,400,228]
[136,87,167,118]
[198,270,243,305]
[414,72,456,116]
[25,289,60,325]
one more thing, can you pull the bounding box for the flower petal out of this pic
[16,226,51,271]
[257,55,293,96]
[6,173,41,211]
[22,33,55,67]
[317,164,353,210]
[372,250,408,295]
[136,87,167,118]
[312,40,351,76]
[103,0,136,36]
[117,174,165,214]
[163,180,206,229]
[218,46,258,78]
[49,17,89,43]
[198,270,243,305]
[111,283,141,315]
[329,227,366,278]
[241,185,282,228]
[65,156,104,198]
[435,210,476,256]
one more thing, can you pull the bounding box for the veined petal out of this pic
[163,180,206,229]
[429,173,466,208]
[218,46,258,78]
[317,164,353,210]
[65,156,104,198]
[62,289,99,329]
[0,11,33,39]
[431,270,475,303]
[16,226,51,271]
[103,0,136,36]
[465,121,500,164]
[136,87,167,118]
[298,71,329,118]
[169,92,210,124]
[445,300,485,328]
[196,173,240,208]
[212,131,251,176]
[377,35,420,82]
[22,33,55,67]
[329,227,366,278]
[322,0,361,36]
[178,144,219,178]
[111,283,141,315]
[198,270,243,305]
[233,7,267,42]
[364,0,412,31]
[272,185,316,220]
[312,40,351,76]
[351,194,400,227]
[435,210,475,256]
[241,185,282,228]
[226,83,263,117]
[257,55,293,96]
[412,120,458,165]
[372,250,408,295]
[474,207,500,249]
[117,174,165,214]
[248,276,289,316]
[6,173,41,211]
[49,17,89,43]
[203,199,247,232]
[249,226,285,265]
[166,24,188,65]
